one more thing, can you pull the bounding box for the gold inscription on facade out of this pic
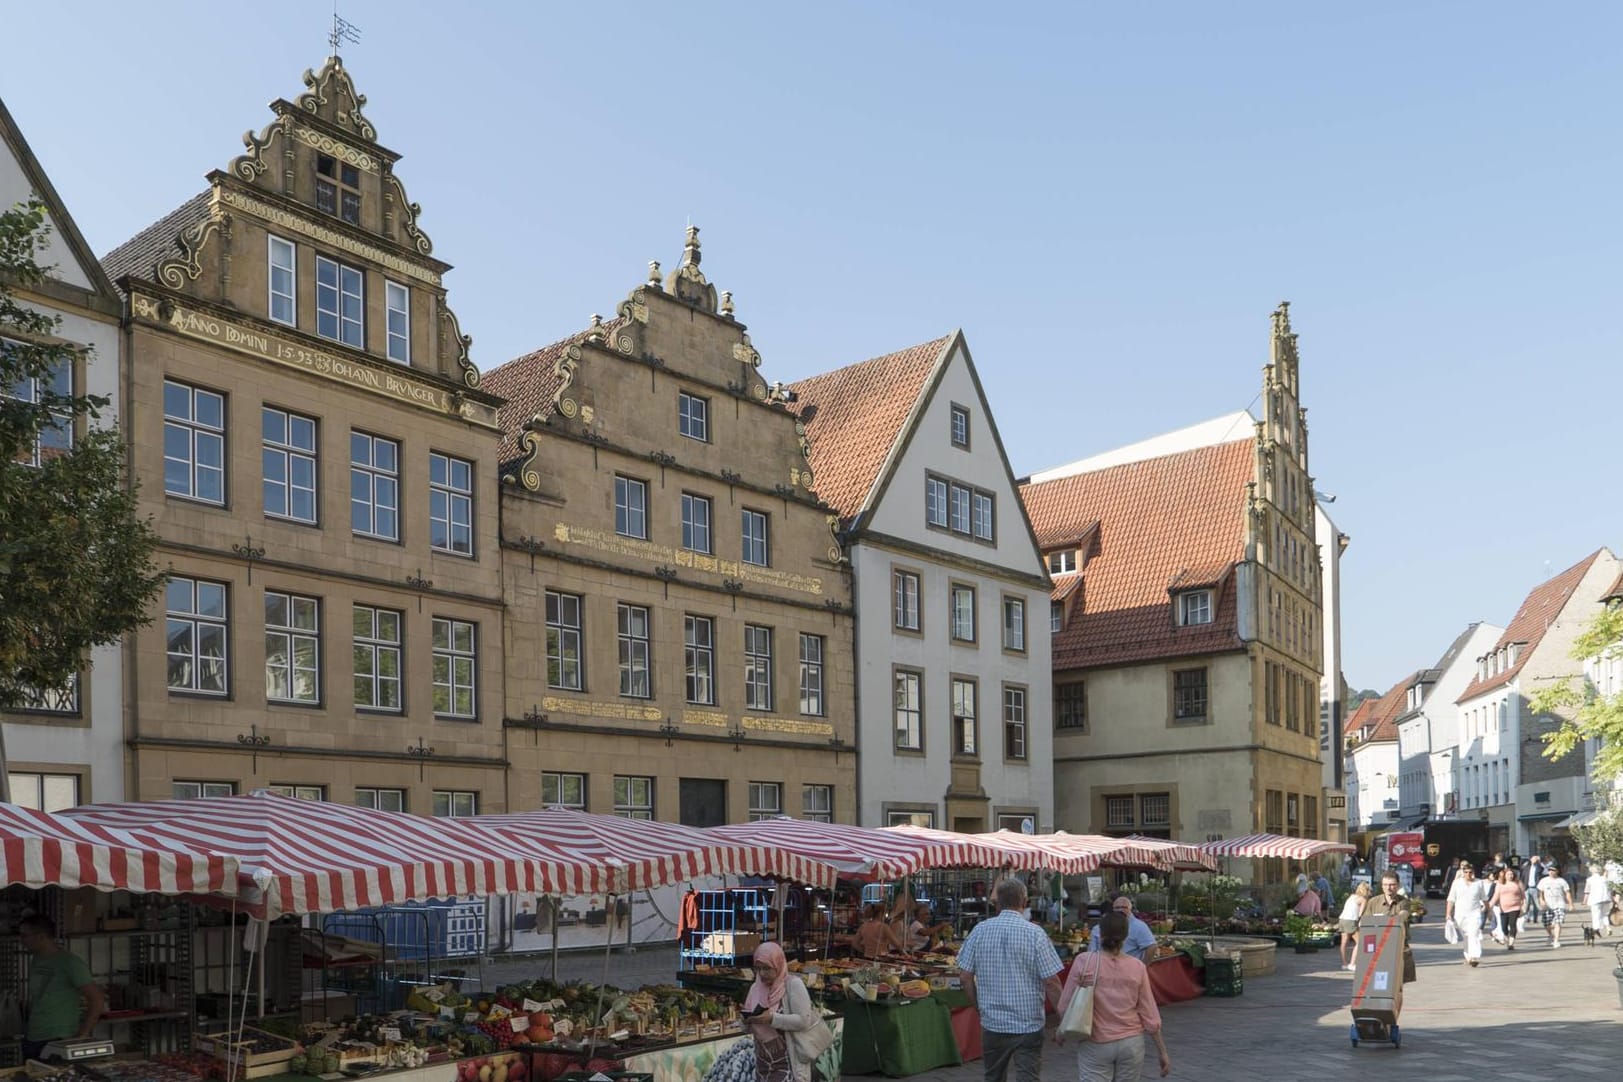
[681,709,727,728]
[551,524,824,596]
[292,125,378,173]
[216,188,440,286]
[742,716,835,737]
[133,294,498,429]
[541,696,663,722]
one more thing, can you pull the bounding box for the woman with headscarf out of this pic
[743,942,823,1082]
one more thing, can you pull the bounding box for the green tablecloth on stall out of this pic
[837,995,962,1077]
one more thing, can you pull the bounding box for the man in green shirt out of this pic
[19,916,103,1060]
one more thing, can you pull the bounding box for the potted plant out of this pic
[1284,913,1317,953]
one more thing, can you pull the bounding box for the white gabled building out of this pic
[1345,677,1410,835]
[0,98,126,807]
[791,332,1053,831]
[1393,622,1503,823]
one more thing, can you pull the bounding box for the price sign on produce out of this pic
[523,999,544,1014]
[380,1028,401,1043]
[509,1016,530,1033]
[439,1006,456,1019]
[463,1011,480,1023]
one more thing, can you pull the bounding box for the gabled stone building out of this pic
[485,230,855,824]
[101,58,508,810]
[1019,305,1328,863]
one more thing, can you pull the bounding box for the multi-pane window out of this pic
[315,154,361,225]
[13,675,79,715]
[799,634,825,716]
[614,475,647,539]
[802,784,833,822]
[925,477,948,528]
[352,604,402,711]
[1056,681,1087,730]
[677,391,709,442]
[350,432,399,540]
[1140,793,1171,830]
[545,591,584,690]
[741,509,769,567]
[681,493,712,553]
[268,236,296,325]
[163,379,225,504]
[617,603,651,698]
[894,670,922,750]
[1106,795,1136,830]
[951,678,978,757]
[429,452,473,555]
[385,280,410,364]
[1051,601,1063,634]
[613,775,653,820]
[893,570,921,631]
[269,785,324,801]
[432,617,477,718]
[685,615,715,704]
[542,772,588,811]
[262,407,317,524]
[265,592,320,704]
[172,781,234,800]
[316,255,364,348]
[7,772,79,812]
[432,790,477,817]
[972,492,994,541]
[950,404,970,448]
[166,576,228,694]
[888,810,934,828]
[1047,551,1076,574]
[1173,668,1209,723]
[1003,686,1028,760]
[4,350,72,466]
[748,782,782,821]
[1179,590,1212,626]
[744,625,774,711]
[1002,597,1025,651]
[355,787,405,812]
[949,484,971,534]
[950,585,976,642]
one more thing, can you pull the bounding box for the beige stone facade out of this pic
[488,231,856,823]
[107,59,508,810]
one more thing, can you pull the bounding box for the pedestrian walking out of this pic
[1055,911,1172,1080]
[1488,868,1526,950]
[1446,863,1490,967]
[1487,868,1509,942]
[1536,864,1573,948]
[1314,869,1335,912]
[1338,882,1371,970]
[1582,864,1613,937]
[957,877,1065,1082]
[1523,855,1544,921]
[741,942,828,1082]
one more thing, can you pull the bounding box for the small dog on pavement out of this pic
[1582,924,1598,946]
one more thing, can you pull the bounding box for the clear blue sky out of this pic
[6,2,1618,693]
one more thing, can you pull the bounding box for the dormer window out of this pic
[316,154,361,225]
[1177,590,1213,626]
[1047,550,1076,574]
[950,404,970,449]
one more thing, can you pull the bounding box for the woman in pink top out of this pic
[1489,869,1527,950]
[1055,912,1171,1080]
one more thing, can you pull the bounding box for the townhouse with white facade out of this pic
[1455,548,1621,857]
[0,99,126,807]
[1394,622,1502,823]
[790,332,1054,831]
[1345,678,1409,835]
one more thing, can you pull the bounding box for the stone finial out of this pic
[720,290,734,318]
[665,223,718,313]
[681,225,702,269]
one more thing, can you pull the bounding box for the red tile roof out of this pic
[1456,549,1605,702]
[786,336,953,520]
[1019,438,1255,670]
[1050,572,1082,603]
[1602,570,1623,603]
[481,321,622,463]
[1350,673,1419,746]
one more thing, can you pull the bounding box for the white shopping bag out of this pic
[1444,918,1459,944]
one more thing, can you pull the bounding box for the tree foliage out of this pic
[1528,603,1623,784]
[0,200,163,708]
[1570,795,1623,865]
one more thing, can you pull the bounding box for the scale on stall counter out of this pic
[38,1037,116,1062]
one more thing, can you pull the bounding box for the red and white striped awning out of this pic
[710,818,1001,880]
[1119,836,1219,872]
[471,808,839,890]
[0,803,237,895]
[1201,833,1356,861]
[63,792,591,917]
[884,825,1055,872]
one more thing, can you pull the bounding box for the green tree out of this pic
[0,200,163,709]
[1528,603,1623,784]
[1570,795,1623,865]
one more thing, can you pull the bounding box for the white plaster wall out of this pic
[1316,505,1344,801]
[0,150,92,291]
[1348,741,1398,830]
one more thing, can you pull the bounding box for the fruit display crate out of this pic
[198,1026,301,1079]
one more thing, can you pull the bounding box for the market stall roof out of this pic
[709,817,1008,880]
[471,808,841,890]
[883,825,1056,872]
[62,792,593,917]
[1200,833,1356,860]
[0,802,239,895]
[1118,836,1219,872]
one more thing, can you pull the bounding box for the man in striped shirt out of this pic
[957,878,1064,1082]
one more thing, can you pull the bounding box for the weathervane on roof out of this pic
[329,5,361,57]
